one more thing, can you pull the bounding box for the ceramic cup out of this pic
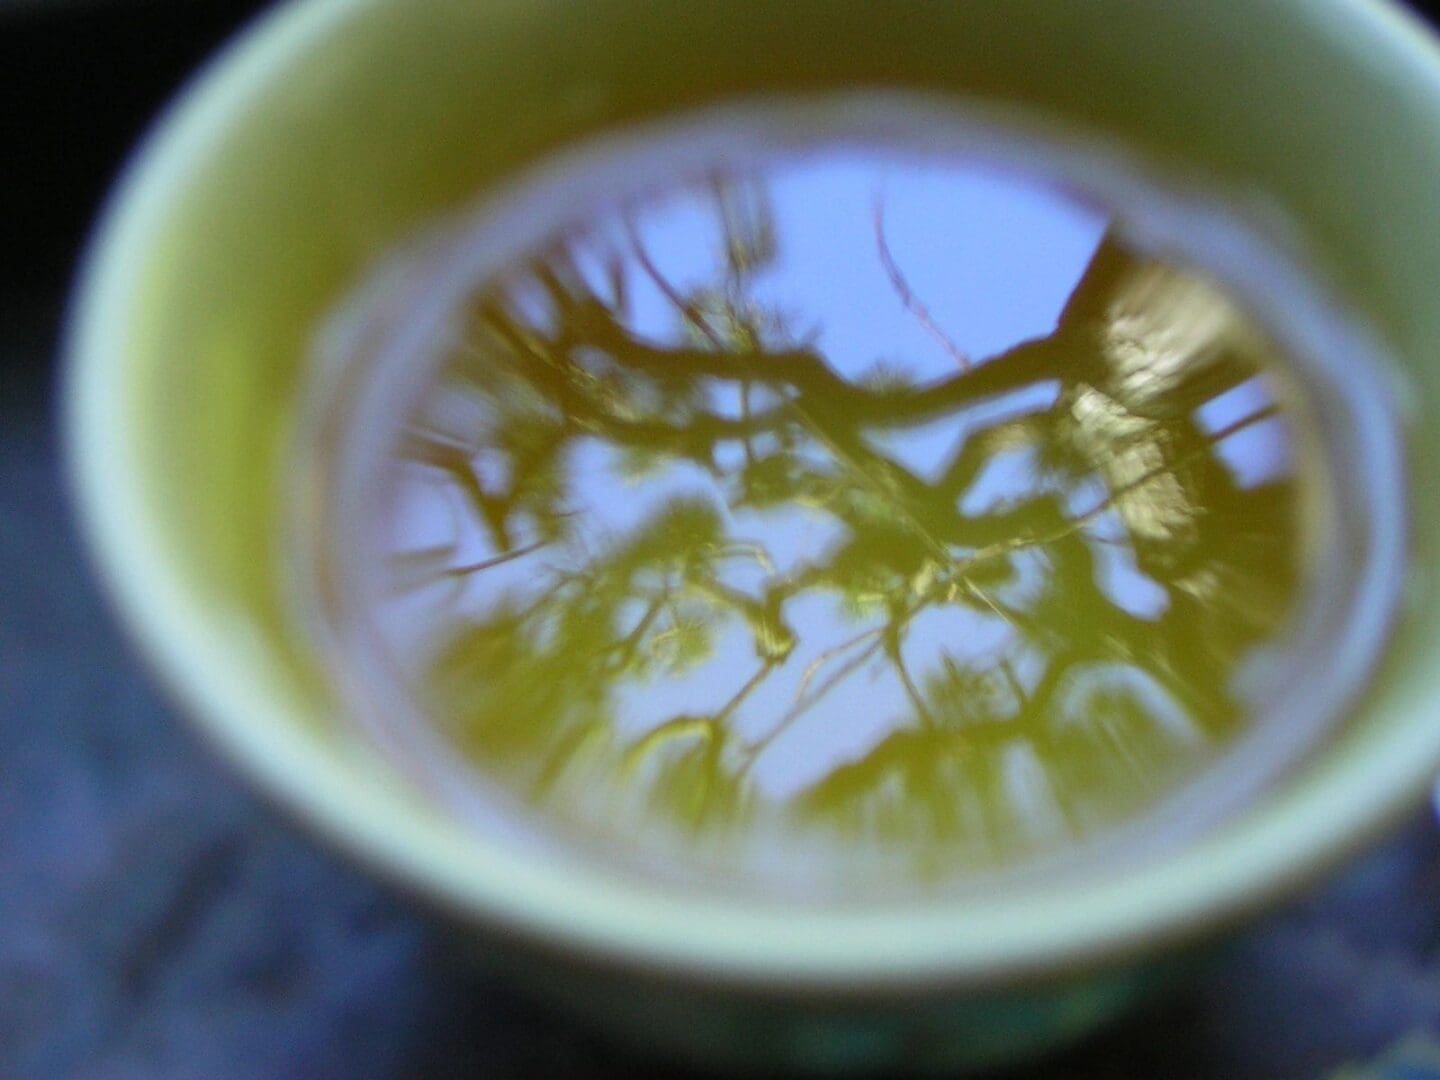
[65,0,1440,1070]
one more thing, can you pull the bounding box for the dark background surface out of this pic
[4,1,1440,1075]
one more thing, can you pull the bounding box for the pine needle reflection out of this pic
[381,158,1305,881]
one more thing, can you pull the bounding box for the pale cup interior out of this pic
[66,0,1440,991]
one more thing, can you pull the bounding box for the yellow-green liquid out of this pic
[298,132,1397,897]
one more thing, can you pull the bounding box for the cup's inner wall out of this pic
[72,0,1440,976]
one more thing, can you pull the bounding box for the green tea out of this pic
[290,108,1405,898]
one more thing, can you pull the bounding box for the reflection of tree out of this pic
[404,173,1301,868]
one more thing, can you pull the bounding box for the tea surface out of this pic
[296,137,1394,896]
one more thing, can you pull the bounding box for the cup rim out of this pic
[64,0,1440,991]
